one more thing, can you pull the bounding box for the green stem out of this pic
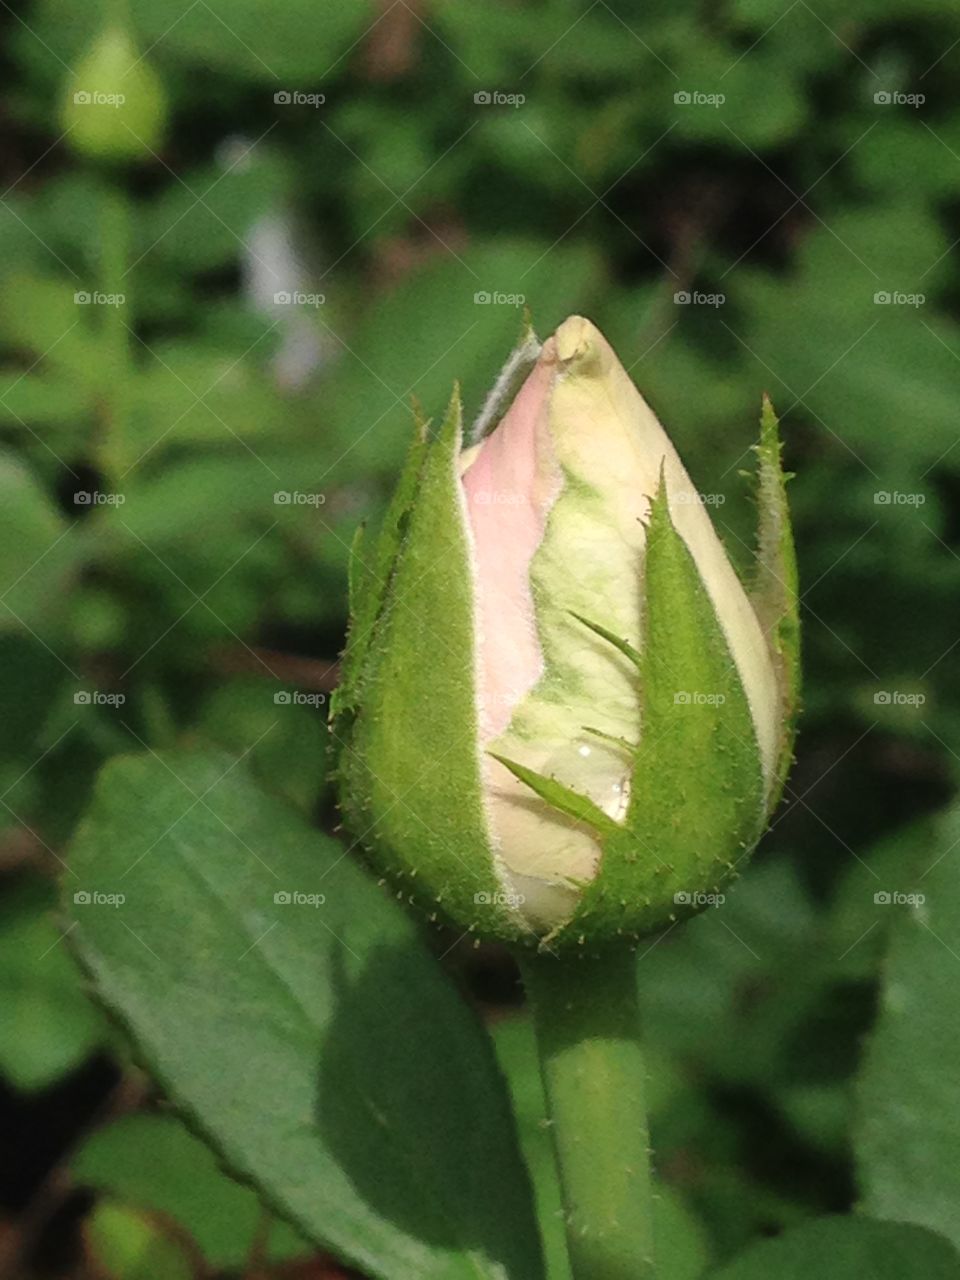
[99,181,130,484]
[521,947,655,1280]
[102,0,129,27]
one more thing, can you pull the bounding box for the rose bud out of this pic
[333,316,798,947]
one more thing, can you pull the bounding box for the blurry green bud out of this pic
[334,317,799,949]
[85,1199,192,1280]
[62,28,167,162]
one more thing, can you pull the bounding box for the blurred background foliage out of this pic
[1,0,960,1277]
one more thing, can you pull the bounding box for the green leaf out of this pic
[67,750,543,1280]
[0,453,77,632]
[735,206,960,478]
[707,1216,960,1279]
[0,878,103,1090]
[194,679,327,814]
[634,859,822,1088]
[74,1113,308,1268]
[12,0,371,89]
[126,0,374,83]
[855,802,960,1252]
[0,274,93,372]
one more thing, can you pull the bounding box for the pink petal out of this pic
[461,350,561,741]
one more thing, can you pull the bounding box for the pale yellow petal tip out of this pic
[550,315,611,378]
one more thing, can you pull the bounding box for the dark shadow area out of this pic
[316,939,543,1277]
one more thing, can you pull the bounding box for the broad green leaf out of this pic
[735,207,960,477]
[74,1113,308,1268]
[708,1216,960,1279]
[827,817,935,981]
[67,750,544,1280]
[672,47,806,148]
[855,802,960,1251]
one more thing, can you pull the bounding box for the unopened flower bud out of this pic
[62,27,167,162]
[334,316,799,947]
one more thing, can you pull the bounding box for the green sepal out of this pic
[488,753,622,839]
[581,726,636,755]
[564,477,766,945]
[571,612,643,670]
[330,411,428,729]
[346,521,368,622]
[337,390,521,940]
[750,395,800,810]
